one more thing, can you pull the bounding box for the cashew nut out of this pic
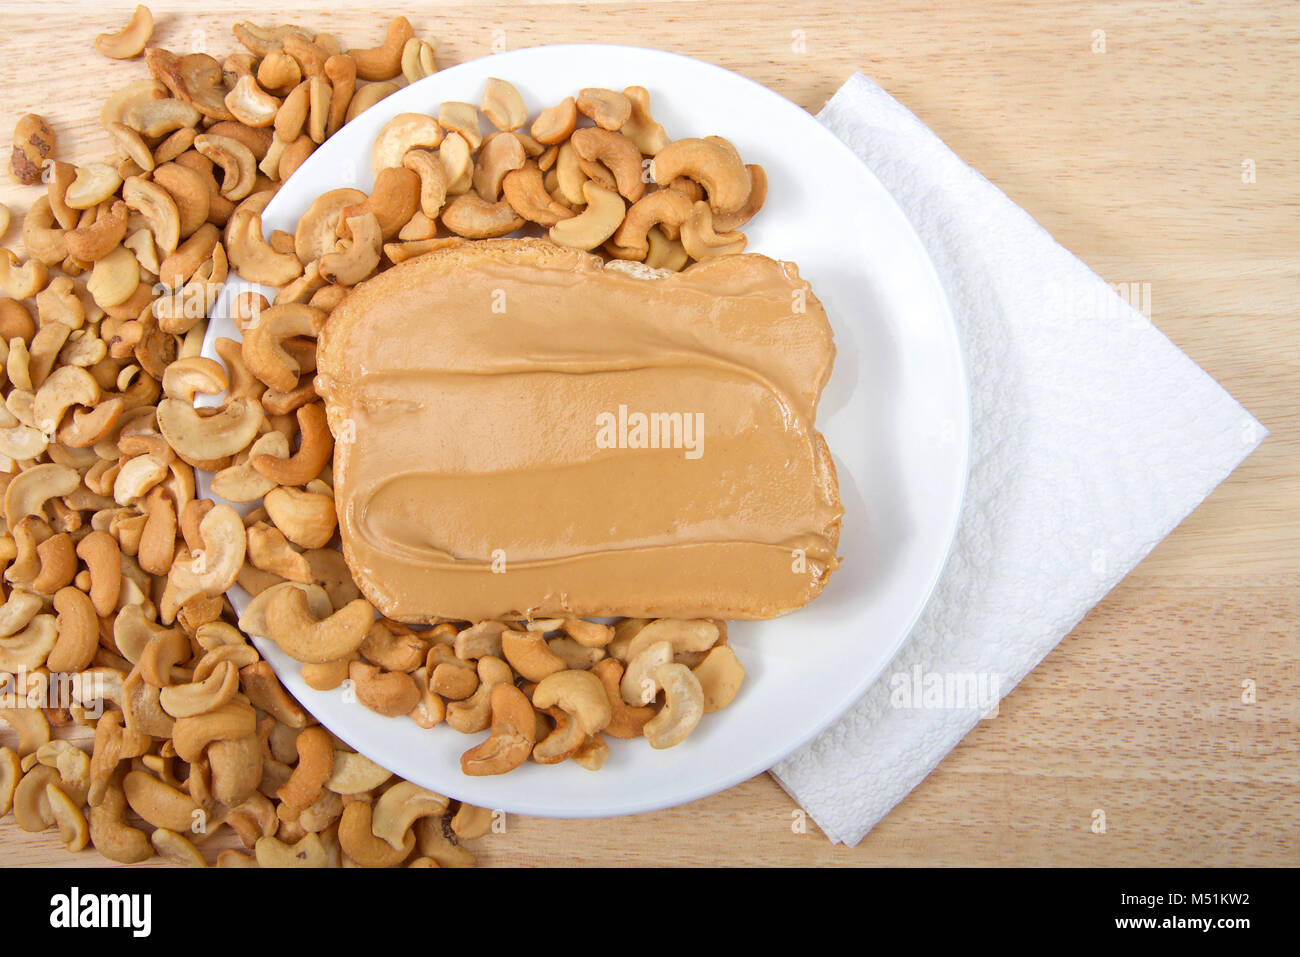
[164,503,246,603]
[123,175,181,255]
[621,638,674,706]
[437,101,483,151]
[171,699,256,763]
[349,661,420,717]
[460,683,536,776]
[531,97,577,146]
[264,586,372,662]
[548,181,624,250]
[157,394,264,463]
[47,586,99,673]
[0,250,49,300]
[652,138,752,214]
[620,85,670,156]
[441,193,524,240]
[532,669,611,736]
[571,127,645,202]
[325,749,391,794]
[95,5,154,60]
[481,77,526,132]
[211,430,289,502]
[225,75,281,128]
[88,773,153,862]
[263,485,336,548]
[590,658,655,738]
[532,706,586,765]
[466,131,523,204]
[194,133,257,201]
[227,207,304,285]
[402,148,449,219]
[65,200,130,262]
[241,302,325,392]
[319,212,381,285]
[338,799,411,867]
[692,644,746,712]
[501,628,566,684]
[351,16,413,82]
[678,199,745,260]
[5,462,79,528]
[400,37,437,84]
[371,112,444,174]
[642,663,704,749]
[276,725,333,809]
[255,830,334,867]
[340,166,421,240]
[372,780,448,850]
[713,163,767,232]
[85,244,139,310]
[0,614,56,671]
[611,188,694,259]
[576,88,632,131]
[502,162,573,227]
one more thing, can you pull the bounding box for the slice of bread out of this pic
[317,238,842,623]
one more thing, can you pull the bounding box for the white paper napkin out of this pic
[770,73,1267,846]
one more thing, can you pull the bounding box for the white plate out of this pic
[201,44,970,818]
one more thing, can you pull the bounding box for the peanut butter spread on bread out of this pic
[315,238,841,623]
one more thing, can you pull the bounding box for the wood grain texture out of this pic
[0,0,1295,867]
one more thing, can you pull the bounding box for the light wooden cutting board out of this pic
[1,0,1295,866]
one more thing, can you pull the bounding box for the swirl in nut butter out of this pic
[315,238,842,623]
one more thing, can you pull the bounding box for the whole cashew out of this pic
[350,16,414,82]
[532,669,612,736]
[460,683,537,776]
[501,629,566,684]
[372,780,448,850]
[338,799,412,867]
[571,127,645,202]
[276,725,333,809]
[652,138,753,214]
[620,638,674,706]
[264,586,373,662]
[642,663,705,749]
[548,181,625,251]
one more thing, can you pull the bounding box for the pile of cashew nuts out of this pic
[0,10,753,866]
[350,77,767,267]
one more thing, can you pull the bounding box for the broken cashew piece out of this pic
[440,194,524,240]
[531,97,577,145]
[481,77,526,132]
[576,88,631,131]
[95,5,154,60]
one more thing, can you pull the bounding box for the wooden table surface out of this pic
[1,0,1296,867]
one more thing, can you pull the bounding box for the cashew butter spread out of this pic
[315,238,842,623]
